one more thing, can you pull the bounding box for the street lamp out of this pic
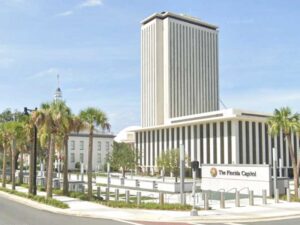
[24,107,38,195]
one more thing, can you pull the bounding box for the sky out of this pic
[0,0,299,133]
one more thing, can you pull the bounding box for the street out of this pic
[1,194,300,225]
[0,195,127,225]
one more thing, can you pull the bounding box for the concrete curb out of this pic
[1,190,300,223]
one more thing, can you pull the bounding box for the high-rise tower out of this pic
[141,12,219,127]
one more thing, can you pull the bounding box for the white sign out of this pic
[202,164,272,196]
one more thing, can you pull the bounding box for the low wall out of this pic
[201,164,289,196]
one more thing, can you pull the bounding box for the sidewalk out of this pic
[1,184,300,223]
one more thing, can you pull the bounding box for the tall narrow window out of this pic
[71,153,75,163]
[80,141,84,150]
[97,141,101,151]
[71,141,75,150]
[80,153,84,163]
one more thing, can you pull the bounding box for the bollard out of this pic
[137,192,141,205]
[220,192,225,209]
[287,188,291,202]
[97,186,101,199]
[235,191,240,207]
[125,190,130,203]
[204,193,209,210]
[275,188,279,203]
[159,192,164,205]
[105,187,109,201]
[115,189,119,201]
[249,190,254,206]
[262,189,267,205]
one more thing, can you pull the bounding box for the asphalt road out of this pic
[1,194,300,225]
[0,195,129,225]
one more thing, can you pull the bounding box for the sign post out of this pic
[190,161,199,216]
[180,144,185,205]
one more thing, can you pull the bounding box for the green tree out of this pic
[0,123,10,188]
[79,107,110,200]
[33,101,70,198]
[157,149,180,180]
[268,107,300,198]
[61,115,85,196]
[110,142,137,177]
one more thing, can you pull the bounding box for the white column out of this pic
[249,122,253,164]
[142,132,146,169]
[274,134,278,161]
[169,128,173,150]
[197,125,201,163]
[163,128,167,151]
[154,130,158,168]
[231,121,239,164]
[217,122,221,164]
[203,124,207,164]
[191,125,195,161]
[174,127,178,149]
[268,134,272,165]
[159,129,163,156]
[224,122,229,164]
[242,121,246,164]
[150,131,153,169]
[145,131,149,169]
[285,135,289,167]
[280,129,284,166]
[210,123,214,164]
[262,123,266,164]
[255,122,259,164]
[184,126,189,157]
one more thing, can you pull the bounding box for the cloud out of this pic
[55,0,103,17]
[56,10,73,17]
[78,0,103,8]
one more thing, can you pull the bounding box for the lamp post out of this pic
[24,107,38,195]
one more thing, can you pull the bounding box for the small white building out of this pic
[68,129,115,171]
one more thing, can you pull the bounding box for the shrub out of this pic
[0,187,69,209]
[98,201,193,211]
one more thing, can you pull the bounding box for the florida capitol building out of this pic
[133,12,299,176]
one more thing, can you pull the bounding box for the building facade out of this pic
[141,12,219,127]
[68,129,115,171]
[135,109,300,176]
[135,12,298,176]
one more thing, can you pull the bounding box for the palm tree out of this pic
[16,121,30,185]
[79,107,110,199]
[24,115,37,194]
[7,122,20,190]
[268,107,300,198]
[62,115,85,196]
[0,123,10,188]
[33,101,70,198]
